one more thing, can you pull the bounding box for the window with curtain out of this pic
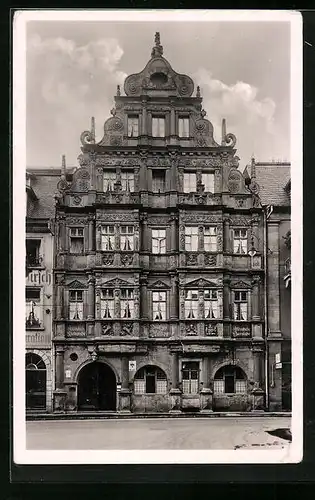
[120,289,134,319]
[103,171,116,191]
[202,173,214,192]
[152,228,166,254]
[233,229,248,254]
[101,225,115,251]
[185,226,198,251]
[127,116,139,137]
[25,288,42,328]
[178,117,190,137]
[152,291,167,321]
[184,290,199,319]
[69,290,84,320]
[204,227,217,252]
[134,366,167,394]
[183,172,196,192]
[152,170,165,192]
[121,172,134,192]
[101,289,114,319]
[204,289,218,319]
[182,361,199,394]
[152,117,165,137]
[26,239,41,267]
[213,366,246,394]
[120,225,134,251]
[69,227,84,254]
[233,291,248,320]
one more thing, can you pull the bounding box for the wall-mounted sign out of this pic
[129,360,136,371]
[65,369,71,379]
[275,353,281,364]
[275,362,282,370]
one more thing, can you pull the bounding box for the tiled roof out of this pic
[26,168,75,219]
[244,163,291,207]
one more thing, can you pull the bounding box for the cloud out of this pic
[27,34,127,165]
[193,68,284,166]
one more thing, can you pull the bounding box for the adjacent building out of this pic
[50,33,273,414]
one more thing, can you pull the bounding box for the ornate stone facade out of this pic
[52,33,267,414]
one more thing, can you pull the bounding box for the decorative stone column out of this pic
[223,217,231,253]
[55,273,65,320]
[170,215,177,252]
[142,105,147,135]
[96,224,102,251]
[251,276,261,321]
[223,275,231,338]
[53,347,67,412]
[58,216,66,252]
[170,274,178,320]
[169,352,181,413]
[141,213,150,252]
[88,218,94,252]
[119,356,131,413]
[200,356,213,413]
[170,106,176,136]
[87,274,95,320]
[140,276,149,320]
[251,347,265,411]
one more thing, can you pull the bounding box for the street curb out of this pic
[26,411,292,421]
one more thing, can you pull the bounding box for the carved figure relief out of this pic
[102,324,115,336]
[205,323,218,336]
[204,254,217,267]
[120,254,134,266]
[102,254,115,266]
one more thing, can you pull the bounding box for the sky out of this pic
[26,18,291,170]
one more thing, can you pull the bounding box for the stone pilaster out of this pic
[141,213,150,252]
[88,218,94,252]
[169,352,181,413]
[223,217,231,253]
[55,273,65,321]
[251,275,261,321]
[119,356,131,413]
[140,276,149,320]
[53,347,67,412]
[87,274,95,320]
[170,274,178,320]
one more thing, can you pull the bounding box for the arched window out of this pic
[214,365,246,394]
[134,365,167,394]
[25,353,46,409]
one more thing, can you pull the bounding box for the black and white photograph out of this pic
[13,10,302,464]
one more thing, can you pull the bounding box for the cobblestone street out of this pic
[26,416,291,450]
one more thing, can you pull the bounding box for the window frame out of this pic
[69,289,84,321]
[201,172,215,193]
[204,289,219,319]
[103,170,117,192]
[213,366,247,394]
[204,226,217,252]
[100,288,115,319]
[152,116,166,138]
[25,287,42,328]
[120,288,135,319]
[185,226,199,251]
[134,365,167,395]
[121,171,135,192]
[178,116,190,138]
[181,361,200,395]
[26,238,42,268]
[233,228,248,254]
[151,169,166,193]
[184,289,199,319]
[127,116,139,138]
[69,227,85,254]
[152,290,167,321]
[101,225,116,251]
[120,225,135,251]
[233,290,248,321]
[183,172,197,193]
[152,228,166,254]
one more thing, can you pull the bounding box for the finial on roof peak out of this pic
[61,155,66,179]
[151,31,163,58]
[196,86,201,98]
[221,119,226,146]
[251,156,256,180]
[91,117,95,143]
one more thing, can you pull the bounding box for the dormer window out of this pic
[127,116,139,137]
[26,239,42,268]
[152,117,165,137]
[179,117,189,138]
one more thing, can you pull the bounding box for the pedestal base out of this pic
[200,387,213,412]
[53,390,67,413]
[119,389,132,412]
[251,388,265,411]
[169,388,182,412]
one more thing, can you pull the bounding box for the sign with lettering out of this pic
[129,360,136,371]
[65,369,71,379]
[275,353,281,364]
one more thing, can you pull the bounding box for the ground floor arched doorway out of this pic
[78,362,116,411]
[26,353,47,410]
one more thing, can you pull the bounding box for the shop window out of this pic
[121,171,134,192]
[26,239,42,267]
[233,291,248,321]
[152,117,165,137]
[182,361,199,394]
[69,228,84,254]
[185,226,198,251]
[179,117,189,137]
[120,225,134,251]
[101,288,114,319]
[152,170,165,193]
[103,170,116,192]
[134,366,167,394]
[202,173,214,192]
[101,225,115,251]
[120,289,134,319]
[25,353,46,409]
[183,173,196,193]
[69,290,84,320]
[213,366,246,394]
[25,288,42,328]
[152,228,166,254]
[204,227,217,252]
[127,116,139,137]
[233,229,248,254]
[152,291,167,321]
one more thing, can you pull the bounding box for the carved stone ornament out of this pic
[101,277,133,288]
[80,130,95,146]
[150,280,169,289]
[120,322,134,336]
[102,253,114,266]
[205,323,218,336]
[66,216,89,225]
[224,133,237,148]
[102,324,115,336]
[204,254,217,267]
[120,253,134,266]
[96,213,138,222]
[228,168,242,194]
[72,195,82,205]
[66,324,86,337]
[186,253,198,266]
[149,323,169,338]
[185,323,198,336]
[231,280,251,289]
[67,279,87,289]
[185,278,218,288]
[232,324,251,337]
